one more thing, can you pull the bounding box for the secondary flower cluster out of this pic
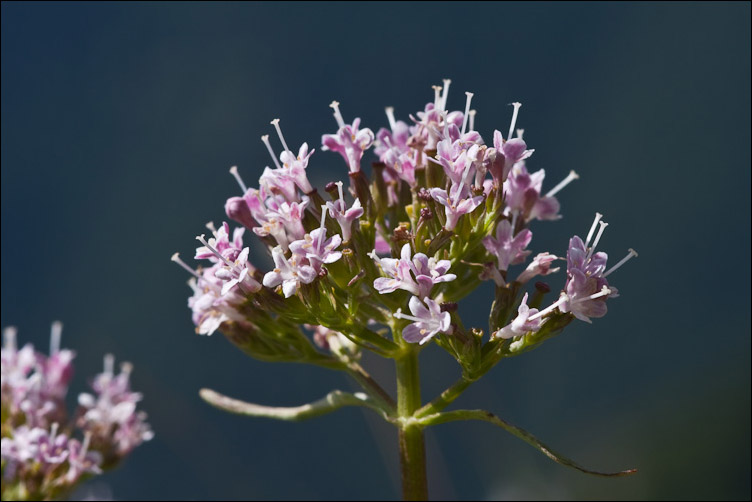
[1,324,152,501]
[174,80,637,368]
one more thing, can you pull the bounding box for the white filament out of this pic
[545,170,580,198]
[261,135,282,169]
[507,102,522,143]
[229,166,248,193]
[604,249,639,277]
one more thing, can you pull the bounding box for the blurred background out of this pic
[2,2,750,500]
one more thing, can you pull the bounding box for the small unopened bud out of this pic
[440,302,458,313]
[420,207,433,220]
[534,281,551,293]
[325,181,338,193]
[417,188,432,202]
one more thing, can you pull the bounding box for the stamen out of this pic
[511,212,518,234]
[441,111,449,139]
[120,361,133,378]
[545,170,580,198]
[604,249,638,277]
[393,309,423,323]
[103,353,114,376]
[440,79,451,111]
[329,101,345,128]
[516,128,524,140]
[171,253,201,279]
[528,294,568,321]
[585,212,603,247]
[318,204,328,249]
[336,181,345,207]
[385,107,397,130]
[432,86,442,108]
[229,166,248,193]
[270,119,291,154]
[587,221,608,259]
[261,135,282,169]
[468,109,477,132]
[461,92,474,135]
[49,321,63,355]
[3,326,17,351]
[507,102,522,143]
[195,235,235,269]
[574,286,612,303]
[50,422,59,442]
[205,221,217,236]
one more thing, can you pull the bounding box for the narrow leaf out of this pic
[418,409,637,477]
[199,388,390,422]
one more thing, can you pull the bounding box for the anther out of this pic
[468,109,477,132]
[545,170,580,198]
[329,101,345,128]
[604,249,639,277]
[585,213,603,247]
[587,221,608,259]
[507,102,522,143]
[270,119,291,154]
[3,326,17,351]
[103,353,115,376]
[261,135,282,169]
[229,166,248,193]
[50,321,63,355]
[171,253,201,279]
[461,92,474,135]
[440,79,452,111]
[385,107,397,130]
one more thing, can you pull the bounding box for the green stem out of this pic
[346,362,397,414]
[396,347,428,500]
[415,377,474,418]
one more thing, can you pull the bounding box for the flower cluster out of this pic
[175,81,639,495]
[1,324,152,501]
[175,81,637,356]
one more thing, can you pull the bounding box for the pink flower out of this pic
[321,101,374,173]
[394,297,452,345]
[482,220,532,272]
[493,293,541,339]
[263,246,317,298]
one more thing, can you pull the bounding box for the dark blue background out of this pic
[2,2,750,500]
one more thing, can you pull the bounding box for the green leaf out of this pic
[417,409,637,477]
[199,388,392,422]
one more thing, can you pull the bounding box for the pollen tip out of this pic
[570,170,580,179]
[270,118,280,125]
[261,134,269,141]
[171,252,180,261]
[229,165,238,174]
[329,100,340,109]
[629,248,639,257]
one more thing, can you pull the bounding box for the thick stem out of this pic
[396,348,428,500]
